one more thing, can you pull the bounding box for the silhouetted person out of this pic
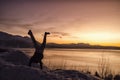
[28,30,50,69]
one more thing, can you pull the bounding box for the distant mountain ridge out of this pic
[0,31,120,49]
[47,43,120,50]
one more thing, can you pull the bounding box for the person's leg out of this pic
[39,60,43,69]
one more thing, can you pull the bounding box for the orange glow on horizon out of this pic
[36,34,120,47]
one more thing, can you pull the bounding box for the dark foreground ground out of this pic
[0,48,101,80]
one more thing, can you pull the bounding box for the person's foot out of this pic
[45,32,50,35]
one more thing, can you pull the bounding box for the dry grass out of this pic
[43,58,92,74]
[43,55,119,79]
[43,59,68,70]
[97,54,112,79]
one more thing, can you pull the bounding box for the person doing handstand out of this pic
[28,30,50,69]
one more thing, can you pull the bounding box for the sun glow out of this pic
[82,33,115,42]
[70,32,120,46]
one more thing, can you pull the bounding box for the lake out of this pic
[16,48,120,73]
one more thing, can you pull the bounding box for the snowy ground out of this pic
[0,48,101,80]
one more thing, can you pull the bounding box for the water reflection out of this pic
[15,48,120,73]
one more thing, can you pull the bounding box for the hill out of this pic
[0,31,33,48]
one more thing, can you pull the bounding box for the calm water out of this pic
[16,48,120,73]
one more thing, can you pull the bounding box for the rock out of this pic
[0,49,29,65]
[0,49,65,80]
[0,60,63,80]
[52,69,101,80]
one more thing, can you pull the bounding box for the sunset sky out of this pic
[0,0,120,46]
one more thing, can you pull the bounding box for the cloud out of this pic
[0,17,66,36]
[48,32,79,39]
[0,0,119,39]
[40,32,71,38]
[0,18,33,29]
[0,16,83,38]
[51,32,70,36]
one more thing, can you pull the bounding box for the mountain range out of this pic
[0,31,120,49]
